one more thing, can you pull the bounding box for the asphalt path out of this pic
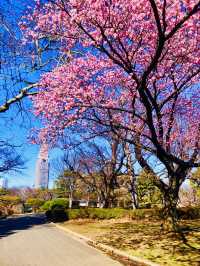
[0,214,122,266]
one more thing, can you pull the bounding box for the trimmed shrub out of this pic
[45,210,52,220]
[42,198,69,211]
[50,206,69,222]
[66,208,160,220]
[42,201,52,211]
[43,198,69,222]
[68,208,89,219]
[91,208,126,219]
[47,206,200,222]
[46,206,69,222]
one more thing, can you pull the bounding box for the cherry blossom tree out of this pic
[23,0,200,229]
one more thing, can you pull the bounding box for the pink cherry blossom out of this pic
[23,0,200,172]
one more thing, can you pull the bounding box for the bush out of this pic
[42,198,69,211]
[41,200,52,211]
[66,208,160,220]
[90,208,125,219]
[45,210,52,220]
[68,208,89,219]
[47,206,200,221]
[46,206,69,222]
[0,195,21,206]
[43,198,69,222]
[26,198,44,212]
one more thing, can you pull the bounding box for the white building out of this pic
[0,177,8,189]
[35,144,49,189]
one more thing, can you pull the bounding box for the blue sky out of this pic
[0,0,62,188]
[0,110,63,188]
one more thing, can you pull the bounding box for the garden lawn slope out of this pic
[61,218,200,266]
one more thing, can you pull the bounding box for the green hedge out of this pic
[42,198,69,211]
[46,205,69,222]
[66,208,161,220]
[46,205,200,221]
[66,207,200,220]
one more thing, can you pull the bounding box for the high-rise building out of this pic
[0,177,8,189]
[35,144,49,189]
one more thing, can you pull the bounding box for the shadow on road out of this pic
[0,214,47,239]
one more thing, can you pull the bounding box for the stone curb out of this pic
[53,223,160,266]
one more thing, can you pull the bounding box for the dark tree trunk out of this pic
[104,198,110,208]
[162,188,180,231]
[130,176,139,209]
[100,191,110,208]
[125,143,139,209]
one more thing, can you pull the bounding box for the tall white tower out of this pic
[0,177,8,189]
[35,144,49,189]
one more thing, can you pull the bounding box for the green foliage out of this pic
[65,206,200,221]
[26,198,44,206]
[41,200,52,211]
[54,170,77,198]
[45,201,69,222]
[26,198,44,212]
[45,210,52,220]
[66,207,200,221]
[46,205,69,222]
[0,195,21,207]
[45,203,200,222]
[67,208,161,220]
[0,195,21,216]
[136,170,162,207]
[0,189,9,196]
[87,208,126,219]
[42,198,69,211]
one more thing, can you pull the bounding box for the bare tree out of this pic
[58,138,126,208]
[0,140,24,173]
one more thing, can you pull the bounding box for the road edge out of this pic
[53,223,160,266]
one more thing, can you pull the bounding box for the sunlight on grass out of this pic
[62,219,200,266]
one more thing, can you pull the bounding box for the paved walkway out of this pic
[0,214,122,266]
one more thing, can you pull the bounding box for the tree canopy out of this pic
[20,0,200,227]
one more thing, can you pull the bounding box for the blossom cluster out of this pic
[22,0,200,157]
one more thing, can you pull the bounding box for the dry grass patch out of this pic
[62,218,200,266]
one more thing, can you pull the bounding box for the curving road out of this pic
[0,214,122,266]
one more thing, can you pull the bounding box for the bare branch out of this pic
[0,83,38,113]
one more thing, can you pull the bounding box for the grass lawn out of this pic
[62,218,200,266]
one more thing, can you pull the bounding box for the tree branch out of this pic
[0,83,38,113]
